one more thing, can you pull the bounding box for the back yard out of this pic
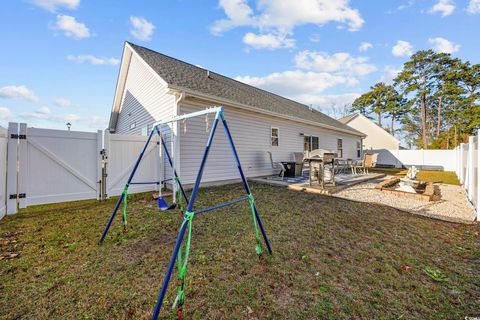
[1,183,479,319]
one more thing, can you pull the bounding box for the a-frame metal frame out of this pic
[98,106,272,319]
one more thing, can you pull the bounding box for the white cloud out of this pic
[53,98,72,108]
[380,65,402,84]
[429,0,456,16]
[358,42,373,52]
[67,54,120,65]
[294,51,376,76]
[236,71,357,96]
[392,40,414,57]
[129,16,155,41]
[243,32,295,49]
[30,0,80,12]
[0,85,39,102]
[211,0,364,49]
[428,37,460,53]
[54,15,90,39]
[467,0,480,13]
[37,106,52,115]
[295,93,361,108]
[0,107,11,120]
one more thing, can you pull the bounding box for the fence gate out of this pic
[104,131,161,197]
[0,126,7,218]
[6,123,103,212]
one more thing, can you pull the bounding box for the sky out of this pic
[0,0,479,132]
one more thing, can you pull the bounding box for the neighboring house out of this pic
[108,42,365,186]
[339,113,400,150]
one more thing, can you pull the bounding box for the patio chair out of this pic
[352,153,378,174]
[267,151,286,179]
[293,152,304,177]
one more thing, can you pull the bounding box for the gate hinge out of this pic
[9,193,26,199]
[11,134,26,140]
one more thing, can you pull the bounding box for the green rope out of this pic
[248,194,263,256]
[176,210,194,307]
[122,185,129,229]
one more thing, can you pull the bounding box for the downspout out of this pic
[172,91,186,202]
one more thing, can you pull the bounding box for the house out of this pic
[339,113,400,150]
[108,42,365,186]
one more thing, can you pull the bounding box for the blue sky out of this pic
[0,0,479,131]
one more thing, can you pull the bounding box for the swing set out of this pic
[99,106,273,320]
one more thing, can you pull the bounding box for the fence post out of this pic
[467,136,475,201]
[6,123,18,215]
[18,123,28,209]
[104,130,110,199]
[96,130,103,200]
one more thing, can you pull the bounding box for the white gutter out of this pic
[168,86,365,138]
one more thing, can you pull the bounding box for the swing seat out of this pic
[158,197,177,211]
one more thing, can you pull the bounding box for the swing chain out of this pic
[205,113,209,132]
[183,118,187,135]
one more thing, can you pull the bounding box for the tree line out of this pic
[350,50,479,149]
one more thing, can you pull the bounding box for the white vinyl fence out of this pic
[104,131,160,197]
[3,123,162,216]
[0,127,7,219]
[372,149,457,171]
[372,136,479,220]
[456,136,479,219]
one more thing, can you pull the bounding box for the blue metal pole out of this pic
[151,220,188,320]
[194,196,249,215]
[150,113,220,319]
[220,111,273,254]
[155,126,189,205]
[99,127,157,244]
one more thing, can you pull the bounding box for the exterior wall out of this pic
[346,115,400,150]
[115,53,175,135]
[178,102,362,185]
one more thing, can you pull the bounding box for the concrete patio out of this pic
[250,172,386,195]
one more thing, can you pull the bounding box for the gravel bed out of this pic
[334,177,476,223]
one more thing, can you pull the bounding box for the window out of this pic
[129,122,136,129]
[141,126,148,136]
[271,127,279,146]
[337,139,343,158]
[356,141,361,158]
[311,136,319,151]
[303,135,319,152]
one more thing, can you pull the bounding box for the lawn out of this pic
[370,168,460,185]
[1,183,479,319]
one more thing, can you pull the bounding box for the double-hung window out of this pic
[271,127,279,147]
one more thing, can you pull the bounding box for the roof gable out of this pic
[126,42,363,137]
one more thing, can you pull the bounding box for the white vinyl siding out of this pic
[178,102,361,185]
[115,53,175,135]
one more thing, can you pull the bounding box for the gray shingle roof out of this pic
[128,42,363,136]
[338,113,359,124]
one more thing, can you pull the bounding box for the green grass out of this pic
[1,184,479,319]
[371,168,460,185]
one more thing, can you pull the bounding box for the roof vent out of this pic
[207,70,210,78]
[309,104,313,111]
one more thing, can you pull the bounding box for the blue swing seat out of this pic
[158,197,177,211]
